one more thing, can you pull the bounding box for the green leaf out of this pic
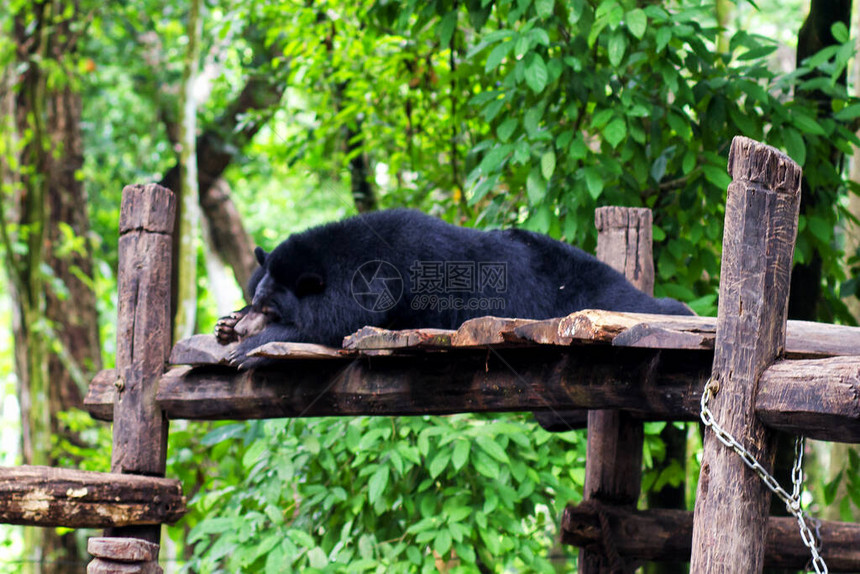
[473,451,500,478]
[526,167,547,204]
[807,216,831,242]
[782,126,806,166]
[429,451,450,479]
[524,107,542,138]
[485,41,512,72]
[514,34,531,58]
[530,27,550,47]
[479,144,512,173]
[583,167,605,199]
[439,11,457,47]
[287,528,316,548]
[627,8,647,40]
[435,530,453,556]
[540,150,556,179]
[655,26,671,52]
[608,32,627,67]
[834,103,860,121]
[703,164,732,190]
[476,436,509,464]
[497,118,518,142]
[524,53,549,93]
[603,117,627,148]
[368,466,389,504]
[452,440,470,471]
[535,0,554,19]
[682,149,697,174]
[790,111,827,136]
[832,21,850,44]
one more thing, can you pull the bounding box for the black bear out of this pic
[217,208,691,367]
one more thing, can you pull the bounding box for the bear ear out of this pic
[254,247,268,266]
[295,272,325,297]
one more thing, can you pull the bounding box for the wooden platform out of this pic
[83,310,860,443]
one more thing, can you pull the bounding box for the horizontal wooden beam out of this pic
[0,466,186,528]
[756,356,860,442]
[88,346,709,422]
[562,502,860,571]
[83,347,860,442]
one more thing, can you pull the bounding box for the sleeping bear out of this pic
[216,208,691,367]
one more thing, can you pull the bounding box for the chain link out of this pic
[700,378,828,574]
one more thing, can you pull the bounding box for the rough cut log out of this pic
[518,310,859,358]
[82,353,860,442]
[88,537,160,562]
[251,341,356,359]
[756,356,860,442]
[0,466,185,528]
[578,206,652,574]
[144,311,860,369]
[87,559,161,574]
[343,326,453,350]
[109,183,176,546]
[152,347,709,420]
[691,136,802,572]
[562,503,860,571]
[169,334,236,365]
[450,316,536,346]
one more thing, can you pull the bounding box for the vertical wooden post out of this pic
[690,137,801,572]
[579,207,652,574]
[108,184,176,545]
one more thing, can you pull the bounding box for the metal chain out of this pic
[700,378,828,574]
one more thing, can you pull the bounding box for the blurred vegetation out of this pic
[2,0,860,572]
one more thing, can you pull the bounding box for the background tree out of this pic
[1,2,101,571]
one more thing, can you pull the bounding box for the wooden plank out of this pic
[562,503,860,571]
[110,183,176,546]
[510,317,570,346]
[249,341,353,359]
[155,311,860,369]
[0,466,185,528]
[450,316,536,346]
[169,334,235,365]
[343,326,453,350]
[690,136,802,572]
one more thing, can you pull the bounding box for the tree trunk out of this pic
[5,2,101,572]
[159,68,286,300]
[788,0,851,321]
[173,0,202,342]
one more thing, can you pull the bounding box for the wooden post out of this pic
[690,137,802,572]
[579,207,653,574]
[108,184,177,545]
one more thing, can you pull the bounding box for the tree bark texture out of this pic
[7,2,101,571]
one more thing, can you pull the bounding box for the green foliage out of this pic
[181,415,583,572]
[51,410,112,472]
